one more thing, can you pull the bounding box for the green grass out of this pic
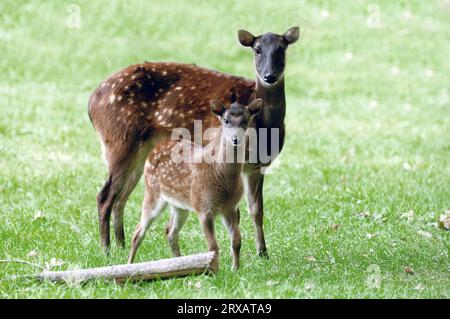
[0,0,449,298]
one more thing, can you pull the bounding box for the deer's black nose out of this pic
[263,73,277,84]
[232,136,239,145]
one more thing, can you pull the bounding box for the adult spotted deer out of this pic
[128,98,263,270]
[88,27,299,256]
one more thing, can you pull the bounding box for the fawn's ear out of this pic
[210,100,226,117]
[238,29,255,47]
[283,26,299,45]
[247,98,263,116]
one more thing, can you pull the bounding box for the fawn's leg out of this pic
[243,172,268,258]
[198,212,219,270]
[128,190,166,264]
[222,208,241,271]
[166,206,189,257]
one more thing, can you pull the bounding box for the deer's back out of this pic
[88,62,255,145]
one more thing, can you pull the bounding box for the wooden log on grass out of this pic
[35,251,217,284]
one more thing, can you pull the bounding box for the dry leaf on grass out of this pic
[27,250,39,258]
[45,257,64,270]
[33,211,45,220]
[413,283,424,291]
[404,266,415,275]
[330,224,341,230]
[304,281,315,290]
[438,211,450,230]
[400,210,415,222]
[194,281,202,289]
[304,256,316,262]
[417,230,432,239]
[70,224,81,233]
[366,233,378,239]
[357,211,371,218]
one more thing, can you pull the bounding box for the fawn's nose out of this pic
[232,136,240,146]
[263,73,277,84]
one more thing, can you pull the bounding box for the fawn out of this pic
[128,98,264,270]
[88,27,299,256]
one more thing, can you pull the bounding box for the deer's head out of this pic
[238,27,299,87]
[211,98,263,146]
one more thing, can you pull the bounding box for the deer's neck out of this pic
[211,134,245,179]
[255,77,286,129]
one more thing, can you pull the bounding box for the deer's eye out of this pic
[224,118,230,125]
[254,48,261,56]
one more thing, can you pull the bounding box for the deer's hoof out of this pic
[257,250,269,259]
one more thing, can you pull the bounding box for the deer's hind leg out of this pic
[97,139,154,251]
[166,206,189,257]
[128,187,166,264]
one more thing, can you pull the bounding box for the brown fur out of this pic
[89,28,298,255]
[88,62,254,250]
[127,100,262,270]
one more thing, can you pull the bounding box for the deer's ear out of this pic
[238,29,255,47]
[210,100,226,117]
[247,98,263,116]
[283,26,299,45]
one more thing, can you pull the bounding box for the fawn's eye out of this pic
[254,47,261,56]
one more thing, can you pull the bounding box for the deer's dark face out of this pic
[238,27,299,87]
[211,99,263,146]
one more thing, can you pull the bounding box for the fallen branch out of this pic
[35,251,217,284]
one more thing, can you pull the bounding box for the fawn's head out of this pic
[238,26,299,86]
[210,98,263,146]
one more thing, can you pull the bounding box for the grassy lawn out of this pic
[0,0,449,298]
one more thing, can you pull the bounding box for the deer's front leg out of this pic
[222,209,241,271]
[244,172,268,258]
[198,212,219,271]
